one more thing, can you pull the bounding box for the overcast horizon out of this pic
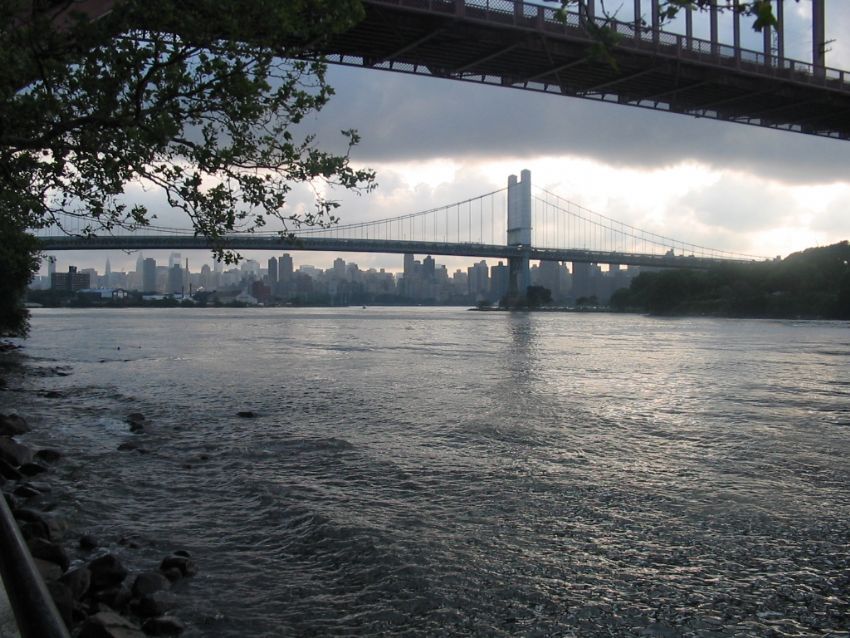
[38,0,850,277]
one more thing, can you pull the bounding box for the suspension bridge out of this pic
[36,171,763,295]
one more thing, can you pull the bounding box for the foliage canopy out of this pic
[1,0,374,335]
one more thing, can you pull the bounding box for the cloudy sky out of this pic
[43,0,850,276]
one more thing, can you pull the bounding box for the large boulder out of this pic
[131,590,178,618]
[45,580,74,628]
[19,462,48,477]
[0,414,30,436]
[34,448,62,464]
[0,436,33,466]
[159,555,197,579]
[78,610,145,638]
[131,571,170,598]
[141,616,185,636]
[34,557,63,582]
[60,565,92,600]
[91,585,132,612]
[0,458,22,480]
[27,537,70,571]
[88,554,128,591]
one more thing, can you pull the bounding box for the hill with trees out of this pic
[610,241,850,320]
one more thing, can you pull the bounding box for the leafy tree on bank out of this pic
[613,242,850,319]
[1,0,374,336]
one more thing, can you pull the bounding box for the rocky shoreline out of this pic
[0,348,195,637]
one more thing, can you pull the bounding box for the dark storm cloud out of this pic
[307,65,850,185]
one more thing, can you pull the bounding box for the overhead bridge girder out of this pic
[312,0,850,140]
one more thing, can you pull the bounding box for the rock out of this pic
[19,520,50,542]
[131,571,170,598]
[46,580,74,628]
[172,550,191,558]
[78,610,146,638]
[0,436,33,466]
[91,585,132,612]
[14,507,47,525]
[34,557,64,581]
[43,390,63,399]
[126,413,146,425]
[13,483,42,498]
[0,413,30,436]
[131,590,178,618]
[27,537,70,571]
[34,448,62,464]
[117,442,139,452]
[80,534,98,550]
[236,410,256,418]
[141,616,185,636]
[0,459,24,481]
[126,413,148,433]
[0,457,23,480]
[88,554,128,591]
[159,555,197,579]
[60,565,92,600]
[118,536,140,549]
[16,508,63,541]
[159,567,183,583]
[19,462,48,477]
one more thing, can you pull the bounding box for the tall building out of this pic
[104,258,112,288]
[490,261,509,300]
[279,254,293,281]
[537,260,560,298]
[332,257,347,280]
[278,254,293,297]
[467,260,490,299]
[46,256,56,279]
[422,255,436,281]
[168,264,183,295]
[168,253,181,269]
[267,256,278,290]
[142,258,157,293]
[51,266,90,291]
[403,253,415,278]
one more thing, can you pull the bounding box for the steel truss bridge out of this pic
[316,0,850,140]
[37,175,764,274]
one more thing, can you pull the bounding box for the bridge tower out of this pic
[507,169,532,298]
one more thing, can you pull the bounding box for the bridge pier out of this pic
[507,169,532,298]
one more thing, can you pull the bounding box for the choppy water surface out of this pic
[4,308,850,636]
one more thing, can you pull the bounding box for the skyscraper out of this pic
[142,258,157,293]
[268,256,278,290]
[168,264,183,295]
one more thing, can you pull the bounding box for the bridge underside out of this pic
[38,235,757,270]
[313,0,850,140]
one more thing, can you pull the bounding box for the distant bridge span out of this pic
[37,234,756,270]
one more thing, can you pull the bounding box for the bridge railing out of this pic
[377,0,849,92]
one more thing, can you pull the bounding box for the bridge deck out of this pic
[314,0,850,140]
[37,234,759,270]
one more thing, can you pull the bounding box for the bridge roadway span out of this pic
[38,235,754,270]
[317,0,850,140]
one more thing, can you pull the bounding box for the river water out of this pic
[3,308,850,636]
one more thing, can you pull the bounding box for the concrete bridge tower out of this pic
[507,169,532,297]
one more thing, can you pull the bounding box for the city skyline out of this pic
[35,2,850,275]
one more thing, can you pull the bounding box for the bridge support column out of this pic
[812,0,825,72]
[507,169,532,299]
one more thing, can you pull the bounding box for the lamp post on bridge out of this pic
[507,169,532,299]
